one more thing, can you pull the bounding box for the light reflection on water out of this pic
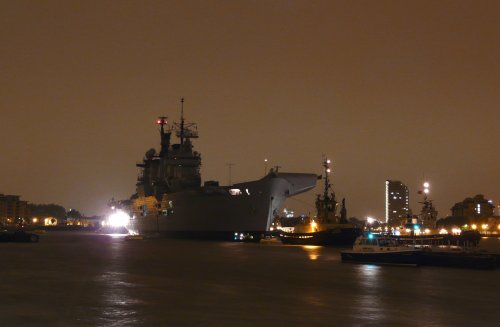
[301,245,322,260]
[353,264,386,322]
[95,238,141,326]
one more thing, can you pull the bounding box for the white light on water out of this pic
[107,210,131,227]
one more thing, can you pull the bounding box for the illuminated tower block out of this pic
[385,180,410,227]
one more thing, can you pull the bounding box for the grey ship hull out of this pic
[127,173,317,240]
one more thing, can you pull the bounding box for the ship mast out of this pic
[322,158,331,201]
[157,116,169,157]
[174,98,198,145]
[180,98,185,146]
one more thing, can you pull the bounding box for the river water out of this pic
[1,232,498,326]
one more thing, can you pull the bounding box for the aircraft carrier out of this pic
[124,99,317,241]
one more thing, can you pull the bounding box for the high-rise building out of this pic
[385,180,410,226]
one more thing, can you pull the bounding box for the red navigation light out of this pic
[157,119,162,125]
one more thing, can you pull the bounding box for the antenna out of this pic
[173,97,198,143]
[226,163,235,186]
[180,98,185,145]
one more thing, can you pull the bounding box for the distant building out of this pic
[494,205,500,217]
[66,215,103,228]
[0,194,29,225]
[385,180,410,226]
[451,194,494,219]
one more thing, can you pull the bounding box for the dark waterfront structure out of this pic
[451,194,494,219]
[0,194,29,225]
[385,180,410,227]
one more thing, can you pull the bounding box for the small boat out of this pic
[125,235,144,241]
[341,235,421,266]
[0,230,39,243]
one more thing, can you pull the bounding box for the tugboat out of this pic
[341,234,422,266]
[278,157,362,246]
[113,99,318,241]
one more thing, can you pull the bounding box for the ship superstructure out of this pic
[279,157,361,246]
[136,99,201,197]
[314,157,349,224]
[127,99,317,240]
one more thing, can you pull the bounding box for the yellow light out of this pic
[439,229,448,235]
[497,224,500,230]
[32,218,38,223]
[471,224,477,230]
[481,224,488,230]
[424,228,430,234]
[311,220,317,231]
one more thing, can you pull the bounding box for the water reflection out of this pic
[301,245,322,260]
[95,238,141,326]
[353,264,385,322]
[357,264,380,288]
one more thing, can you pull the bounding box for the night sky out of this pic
[1,0,498,220]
